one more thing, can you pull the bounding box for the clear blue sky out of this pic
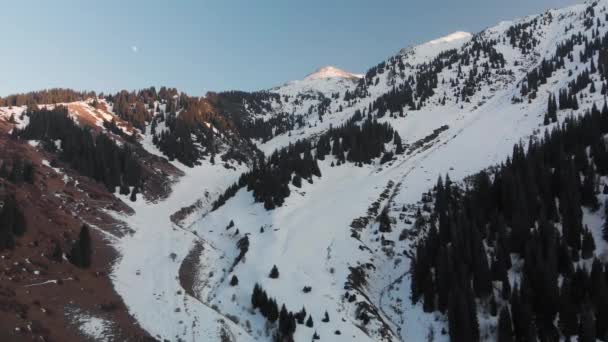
[0,0,580,97]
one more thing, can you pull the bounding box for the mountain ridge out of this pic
[2,0,608,341]
[303,65,364,80]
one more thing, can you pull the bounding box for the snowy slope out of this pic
[248,29,475,155]
[110,159,253,342]
[107,1,608,341]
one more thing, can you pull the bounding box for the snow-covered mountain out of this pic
[4,0,608,341]
[111,1,608,341]
[120,1,607,341]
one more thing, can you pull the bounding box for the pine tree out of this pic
[69,225,92,268]
[292,174,302,188]
[130,186,138,202]
[558,278,578,339]
[581,227,596,259]
[22,162,34,184]
[296,307,306,324]
[579,303,596,342]
[378,207,392,233]
[306,315,313,328]
[473,229,492,298]
[279,304,289,336]
[422,272,435,312]
[498,306,514,342]
[0,162,8,179]
[268,298,279,322]
[581,167,599,210]
[230,275,238,286]
[226,220,235,230]
[269,265,279,279]
[8,158,23,183]
[510,284,537,341]
[436,246,450,313]
[547,93,558,122]
[251,283,261,309]
[394,132,404,154]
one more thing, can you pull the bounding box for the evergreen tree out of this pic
[252,283,262,309]
[378,207,392,233]
[292,174,302,188]
[422,272,435,312]
[279,305,289,336]
[394,132,405,154]
[296,307,306,324]
[322,311,329,323]
[581,167,599,210]
[559,278,579,339]
[472,229,492,298]
[269,265,279,279]
[448,284,479,342]
[69,225,92,268]
[22,162,34,184]
[497,306,514,342]
[581,227,596,259]
[130,186,138,202]
[547,93,558,122]
[579,303,596,342]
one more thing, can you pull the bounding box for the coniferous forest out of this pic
[410,102,608,341]
[4,3,608,341]
[213,114,398,211]
[0,88,95,107]
[14,106,142,193]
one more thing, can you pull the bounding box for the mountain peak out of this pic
[425,31,472,45]
[303,65,363,80]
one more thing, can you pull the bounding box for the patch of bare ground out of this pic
[133,145,183,203]
[64,101,133,136]
[0,120,157,341]
[178,242,204,299]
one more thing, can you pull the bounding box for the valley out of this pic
[2,1,608,341]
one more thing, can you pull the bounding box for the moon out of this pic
[131,45,138,53]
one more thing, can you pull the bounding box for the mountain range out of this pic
[1,1,608,341]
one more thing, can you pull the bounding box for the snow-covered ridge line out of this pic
[303,65,363,80]
[425,31,472,45]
